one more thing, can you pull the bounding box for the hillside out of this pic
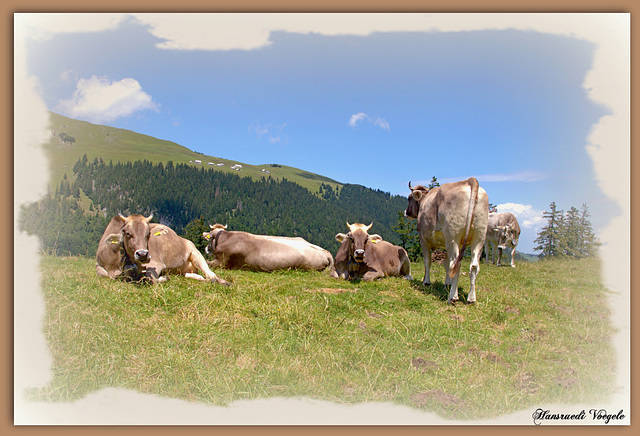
[45,112,342,194]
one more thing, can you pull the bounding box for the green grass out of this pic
[28,255,617,420]
[46,112,342,194]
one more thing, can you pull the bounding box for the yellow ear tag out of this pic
[205,234,212,240]
[154,228,168,237]
[111,240,120,244]
[371,239,379,244]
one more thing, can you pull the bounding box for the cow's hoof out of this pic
[216,278,232,286]
[447,299,457,305]
[466,300,476,305]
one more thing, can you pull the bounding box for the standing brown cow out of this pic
[485,212,521,267]
[96,214,230,285]
[330,222,412,281]
[405,177,488,304]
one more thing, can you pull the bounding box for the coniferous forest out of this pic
[19,156,408,257]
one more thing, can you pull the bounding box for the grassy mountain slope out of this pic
[45,112,342,194]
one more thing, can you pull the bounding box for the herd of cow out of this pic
[96,177,521,304]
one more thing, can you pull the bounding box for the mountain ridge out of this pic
[45,112,343,195]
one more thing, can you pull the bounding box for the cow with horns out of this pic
[405,177,489,304]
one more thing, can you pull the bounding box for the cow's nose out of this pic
[135,249,150,263]
[205,246,210,254]
[354,249,365,257]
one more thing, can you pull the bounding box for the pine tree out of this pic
[578,203,599,257]
[392,210,421,261]
[534,202,564,259]
[561,206,581,257]
[535,201,599,259]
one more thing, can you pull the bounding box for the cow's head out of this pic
[405,182,429,219]
[496,224,518,249]
[105,214,153,266]
[335,222,382,263]
[202,223,228,254]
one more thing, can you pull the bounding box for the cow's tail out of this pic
[449,177,479,279]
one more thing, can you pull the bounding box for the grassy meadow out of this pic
[27,254,617,420]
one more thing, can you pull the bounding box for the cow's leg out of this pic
[189,249,231,286]
[509,246,516,267]
[443,261,451,287]
[496,247,503,266]
[446,245,460,304]
[484,240,490,265]
[96,264,111,278]
[184,272,206,281]
[422,251,432,286]
[362,269,384,281]
[467,244,483,304]
[420,239,433,286]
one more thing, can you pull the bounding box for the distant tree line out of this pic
[534,201,599,259]
[19,156,408,258]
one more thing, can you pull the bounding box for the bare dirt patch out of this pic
[411,357,439,372]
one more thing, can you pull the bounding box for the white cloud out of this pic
[59,69,77,82]
[438,171,548,185]
[348,112,367,127]
[348,113,390,131]
[56,76,158,123]
[249,122,287,144]
[497,203,545,230]
[373,116,390,131]
[475,171,549,183]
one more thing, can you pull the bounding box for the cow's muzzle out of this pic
[135,249,151,264]
[353,249,365,262]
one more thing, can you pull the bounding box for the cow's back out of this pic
[368,240,410,276]
[146,224,193,271]
[215,231,331,271]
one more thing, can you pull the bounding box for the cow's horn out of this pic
[366,222,373,231]
[145,213,153,223]
[223,224,228,229]
[408,181,413,190]
[209,223,214,229]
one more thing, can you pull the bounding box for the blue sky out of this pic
[16,13,629,254]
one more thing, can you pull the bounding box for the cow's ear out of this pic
[202,232,212,240]
[105,233,122,245]
[411,190,424,202]
[335,233,348,242]
[369,234,383,244]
